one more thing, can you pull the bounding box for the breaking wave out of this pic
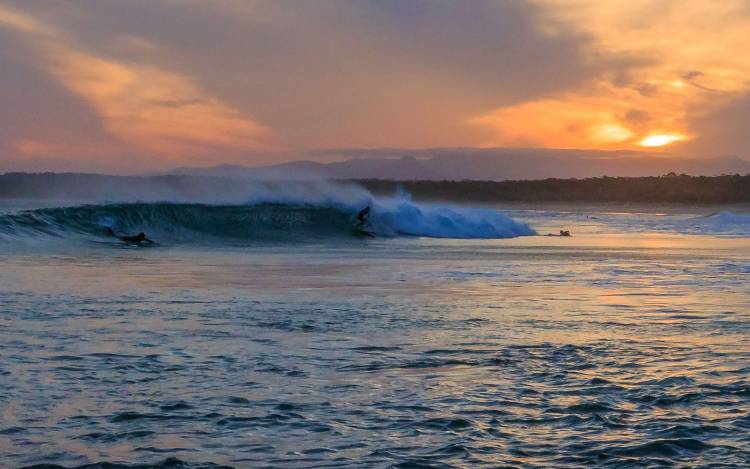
[0,199,535,244]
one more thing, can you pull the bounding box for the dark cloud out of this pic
[633,83,659,97]
[0,28,111,151]
[681,69,720,92]
[679,92,750,159]
[624,109,650,124]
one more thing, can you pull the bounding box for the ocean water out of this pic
[1,196,750,468]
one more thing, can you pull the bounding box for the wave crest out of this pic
[0,200,535,244]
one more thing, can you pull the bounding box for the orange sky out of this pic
[1,0,749,172]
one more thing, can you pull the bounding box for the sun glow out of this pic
[638,133,687,147]
[591,124,634,143]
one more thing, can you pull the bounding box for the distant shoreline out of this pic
[356,175,750,204]
[1,172,749,204]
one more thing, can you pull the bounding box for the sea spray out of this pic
[369,189,535,238]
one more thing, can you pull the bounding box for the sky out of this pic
[1,0,749,173]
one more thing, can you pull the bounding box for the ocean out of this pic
[1,190,749,468]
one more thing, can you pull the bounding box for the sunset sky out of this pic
[1,0,749,173]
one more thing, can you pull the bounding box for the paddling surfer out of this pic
[104,227,155,244]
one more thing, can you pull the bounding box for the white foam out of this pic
[369,191,535,239]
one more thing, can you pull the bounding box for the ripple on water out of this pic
[3,237,750,468]
[21,457,233,468]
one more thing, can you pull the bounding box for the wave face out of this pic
[0,200,535,244]
[368,199,536,238]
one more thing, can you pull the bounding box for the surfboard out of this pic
[355,229,375,238]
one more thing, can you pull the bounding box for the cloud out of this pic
[470,94,637,150]
[678,92,750,158]
[1,0,631,155]
[624,110,650,125]
[0,24,118,169]
[50,50,269,155]
[470,80,690,150]
[500,0,750,154]
[0,2,269,170]
[3,0,748,172]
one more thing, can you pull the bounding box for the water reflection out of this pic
[1,231,749,467]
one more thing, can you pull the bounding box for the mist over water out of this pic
[1,185,750,468]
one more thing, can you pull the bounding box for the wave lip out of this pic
[372,200,535,239]
[0,200,535,244]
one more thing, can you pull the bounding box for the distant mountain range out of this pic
[2,148,749,203]
[170,148,750,180]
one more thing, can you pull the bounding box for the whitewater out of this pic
[1,187,750,468]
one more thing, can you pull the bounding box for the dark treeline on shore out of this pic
[1,172,749,204]
[356,174,750,204]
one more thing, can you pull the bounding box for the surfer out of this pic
[546,230,571,237]
[356,206,371,226]
[119,232,154,244]
[104,227,155,244]
[354,205,375,237]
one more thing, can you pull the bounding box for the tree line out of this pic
[354,174,750,204]
[1,172,749,204]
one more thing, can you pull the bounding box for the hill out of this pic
[2,172,750,204]
[170,148,750,180]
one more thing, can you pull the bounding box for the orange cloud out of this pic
[0,4,269,160]
[470,83,689,150]
[473,0,750,151]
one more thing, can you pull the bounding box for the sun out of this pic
[638,133,687,147]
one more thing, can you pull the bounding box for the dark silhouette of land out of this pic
[356,174,750,204]
[1,172,749,204]
[170,149,750,180]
